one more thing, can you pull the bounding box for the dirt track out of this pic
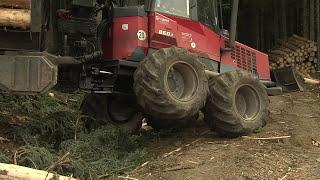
[132,92,320,180]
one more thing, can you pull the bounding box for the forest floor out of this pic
[131,91,320,180]
[1,90,320,179]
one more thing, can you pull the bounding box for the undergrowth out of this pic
[0,91,147,179]
[0,153,9,164]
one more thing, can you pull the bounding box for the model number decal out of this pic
[159,30,173,37]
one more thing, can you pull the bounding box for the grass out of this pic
[0,90,148,179]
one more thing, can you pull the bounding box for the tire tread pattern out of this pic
[204,70,269,137]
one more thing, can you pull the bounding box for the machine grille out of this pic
[231,45,258,75]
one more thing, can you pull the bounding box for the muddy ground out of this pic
[131,91,320,180]
[1,91,320,179]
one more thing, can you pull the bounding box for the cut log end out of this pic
[0,163,78,180]
[0,8,30,29]
[0,0,31,9]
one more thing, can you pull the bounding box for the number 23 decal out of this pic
[137,30,147,41]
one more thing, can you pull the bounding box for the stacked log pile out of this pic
[0,0,31,29]
[269,35,318,75]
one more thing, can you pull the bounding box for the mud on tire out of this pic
[134,47,208,120]
[204,70,269,137]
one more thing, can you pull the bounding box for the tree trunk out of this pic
[0,0,30,9]
[303,0,309,38]
[288,4,294,36]
[310,0,315,40]
[260,8,265,50]
[0,163,77,180]
[251,2,260,49]
[317,0,320,71]
[0,8,30,29]
[273,0,279,41]
[280,0,287,39]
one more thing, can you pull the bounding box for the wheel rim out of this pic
[108,96,137,124]
[165,61,199,101]
[235,85,261,121]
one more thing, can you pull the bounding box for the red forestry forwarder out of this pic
[0,0,273,137]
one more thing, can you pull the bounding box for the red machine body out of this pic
[102,11,270,80]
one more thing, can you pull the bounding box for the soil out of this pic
[1,91,320,179]
[131,91,320,180]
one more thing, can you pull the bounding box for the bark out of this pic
[310,0,315,40]
[259,9,265,50]
[273,0,279,41]
[0,163,78,180]
[303,0,309,38]
[0,8,30,29]
[317,0,320,71]
[280,0,287,39]
[0,0,30,9]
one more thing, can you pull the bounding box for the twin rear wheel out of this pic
[81,47,269,137]
[134,47,269,137]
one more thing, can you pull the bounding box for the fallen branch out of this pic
[0,163,77,180]
[163,138,204,158]
[163,148,182,158]
[118,175,139,180]
[164,165,195,172]
[242,136,291,140]
[98,174,110,179]
[46,152,70,172]
[187,160,201,165]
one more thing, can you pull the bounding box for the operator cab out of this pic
[148,0,220,32]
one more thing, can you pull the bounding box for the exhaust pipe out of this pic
[228,0,239,48]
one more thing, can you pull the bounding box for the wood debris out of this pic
[118,175,139,180]
[243,136,291,140]
[0,163,77,180]
[269,35,318,76]
[164,165,195,172]
[312,139,320,147]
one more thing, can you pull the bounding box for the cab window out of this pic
[197,0,219,32]
[154,0,190,18]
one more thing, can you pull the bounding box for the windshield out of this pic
[198,0,219,31]
[154,0,190,18]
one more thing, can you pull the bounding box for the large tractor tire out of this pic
[80,94,143,133]
[134,47,208,121]
[204,70,269,137]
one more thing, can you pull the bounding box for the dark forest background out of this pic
[116,0,320,53]
[236,0,320,52]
